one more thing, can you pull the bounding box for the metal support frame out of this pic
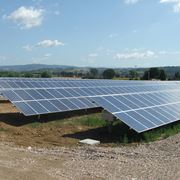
[102,110,116,134]
[37,115,41,121]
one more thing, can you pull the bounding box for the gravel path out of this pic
[0,133,180,180]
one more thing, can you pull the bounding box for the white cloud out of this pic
[160,0,180,12]
[23,40,64,51]
[115,49,155,60]
[124,0,140,5]
[88,53,98,57]
[36,40,64,47]
[23,45,33,51]
[4,6,44,29]
[44,53,51,58]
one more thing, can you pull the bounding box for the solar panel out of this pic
[1,78,180,133]
[0,77,175,90]
[91,90,180,132]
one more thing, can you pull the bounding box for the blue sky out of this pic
[0,0,180,67]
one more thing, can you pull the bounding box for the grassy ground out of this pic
[27,113,180,144]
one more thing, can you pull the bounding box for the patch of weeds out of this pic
[106,121,180,144]
[142,122,180,142]
[75,115,107,127]
[28,122,41,128]
[0,127,7,132]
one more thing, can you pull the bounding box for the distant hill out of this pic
[0,64,77,72]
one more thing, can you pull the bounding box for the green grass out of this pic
[72,115,107,127]
[143,122,180,142]
[28,122,42,128]
[110,121,180,144]
[0,127,8,132]
[26,113,180,144]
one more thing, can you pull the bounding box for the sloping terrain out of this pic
[0,102,180,179]
[0,134,180,180]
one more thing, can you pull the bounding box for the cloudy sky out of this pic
[0,0,180,67]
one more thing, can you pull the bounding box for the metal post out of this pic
[107,121,113,134]
[38,115,41,121]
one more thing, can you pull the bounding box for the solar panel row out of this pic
[2,82,180,121]
[2,84,179,102]
[14,97,96,116]
[115,103,180,132]
[91,90,180,132]
[0,78,175,90]
[0,78,180,133]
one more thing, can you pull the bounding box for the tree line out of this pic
[1,67,180,80]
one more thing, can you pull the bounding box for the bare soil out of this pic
[0,102,180,180]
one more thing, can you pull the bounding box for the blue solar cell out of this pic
[92,97,120,112]
[15,82,27,88]
[146,108,170,123]
[126,111,156,128]
[126,95,147,108]
[49,99,69,111]
[39,100,59,112]
[115,95,139,109]
[36,89,54,99]
[82,88,96,95]
[3,90,22,101]
[156,107,176,120]
[26,89,44,100]
[104,96,130,111]
[168,104,180,116]
[115,112,147,132]
[142,94,161,105]
[9,82,20,88]
[70,98,88,109]
[0,81,11,88]
[23,81,35,88]
[46,89,64,98]
[75,88,89,96]
[27,101,49,114]
[30,82,42,88]
[162,106,180,118]
[60,99,79,110]
[14,102,37,116]
[134,94,154,106]
[14,90,34,101]
[56,89,73,97]
[66,89,81,97]
[137,109,163,126]
[79,98,96,108]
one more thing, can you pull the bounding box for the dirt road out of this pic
[0,133,180,180]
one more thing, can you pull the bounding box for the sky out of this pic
[0,0,180,68]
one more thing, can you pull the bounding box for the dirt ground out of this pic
[0,102,180,180]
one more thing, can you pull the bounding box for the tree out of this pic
[24,72,33,78]
[102,69,115,79]
[90,68,98,78]
[159,69,166,81]
[142,71,149,80]
[149,68,160,79]
[41,71,52,78]
[175,72,180,80]
[129,70,138,80]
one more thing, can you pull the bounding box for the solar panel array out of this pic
[0,78,180,133]
[91,90,180,132]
